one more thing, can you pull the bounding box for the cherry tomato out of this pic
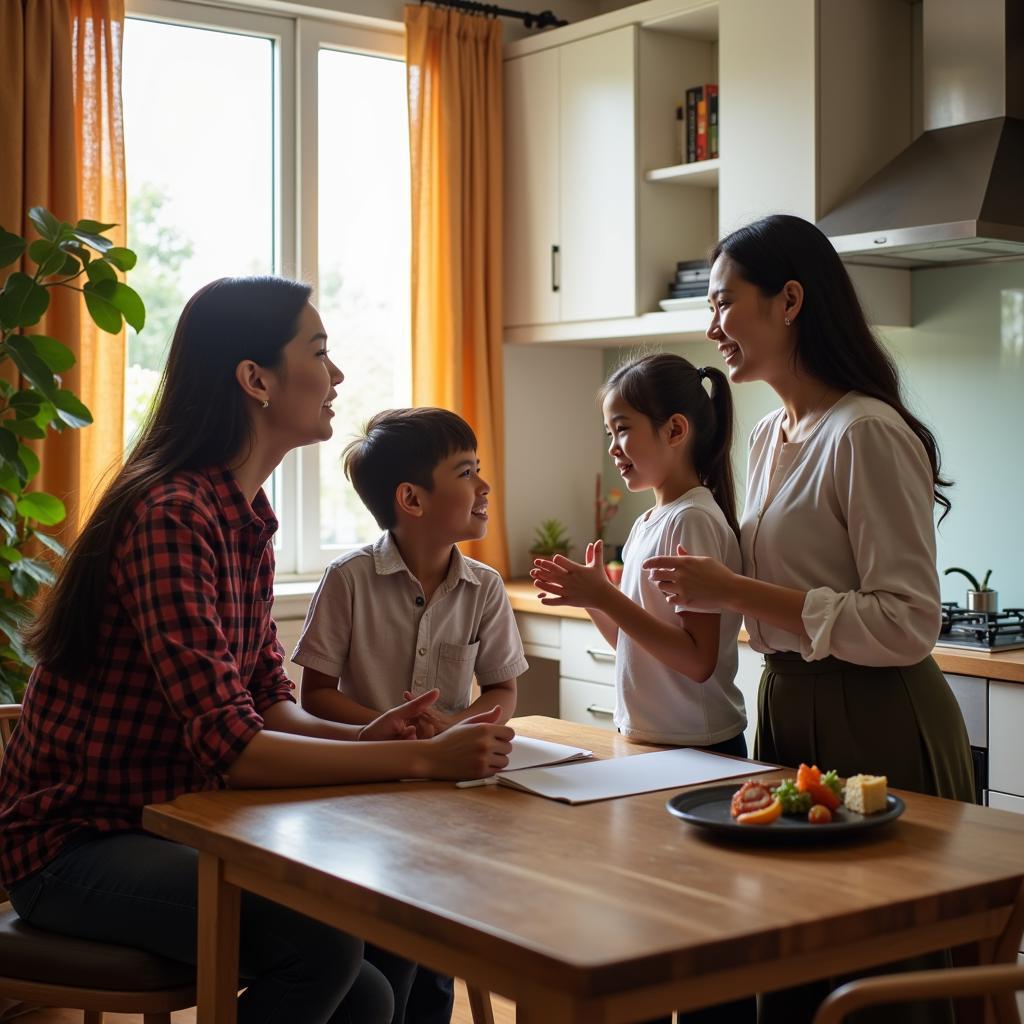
[807,804,833,825]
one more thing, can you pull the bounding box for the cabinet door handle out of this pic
[586,703,615,717]
[551,244,560,292]
[586,647,615,663]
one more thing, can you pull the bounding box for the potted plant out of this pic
[529,518,571,564]
[0,207,144,702]
[944,566,997,614]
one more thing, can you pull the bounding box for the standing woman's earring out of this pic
[784,317,792,326]
[260,399,269,409]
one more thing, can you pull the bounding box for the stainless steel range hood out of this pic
[818,0,1024,268]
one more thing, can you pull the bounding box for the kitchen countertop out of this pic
[505,579,1024,684]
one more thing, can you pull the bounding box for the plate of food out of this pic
[666,764,904,843]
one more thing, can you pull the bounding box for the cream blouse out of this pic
[740,392,941,666]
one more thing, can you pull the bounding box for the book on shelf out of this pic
[684,84,718,163]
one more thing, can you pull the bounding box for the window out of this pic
[123,2,410,574]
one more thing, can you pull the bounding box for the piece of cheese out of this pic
[844,774,888,815]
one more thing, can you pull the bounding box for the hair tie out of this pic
[697,366,709,380]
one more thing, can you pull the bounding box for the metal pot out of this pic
[967,589,999,613]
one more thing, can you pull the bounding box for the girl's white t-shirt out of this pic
[615,486,746,746]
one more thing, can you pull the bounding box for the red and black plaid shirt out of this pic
[0,465,296,886]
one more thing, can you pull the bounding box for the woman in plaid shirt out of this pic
[0,277,513,1023]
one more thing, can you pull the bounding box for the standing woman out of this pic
[644,216,973,1024]
[0,277,513,1024]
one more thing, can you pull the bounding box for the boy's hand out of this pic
[402,690,455,738]
[642,544,737,610]
[422,707,515,780]
[531,540,615,610]
[359,688,440,742]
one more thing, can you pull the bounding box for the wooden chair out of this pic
[812,963,1024,1024]
[0,704,196,1024]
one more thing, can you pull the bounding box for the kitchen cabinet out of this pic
[559,618,617,730]
[989,680,1024,800]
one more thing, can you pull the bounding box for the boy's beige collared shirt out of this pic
[293,532,528,713]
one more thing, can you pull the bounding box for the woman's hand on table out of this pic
[531,540,615,610]
[402,690,455,739]
[642,545,740,611]
[422,706,514,779]
[359,688,442,742]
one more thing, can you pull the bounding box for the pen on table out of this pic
[455,777,499,789]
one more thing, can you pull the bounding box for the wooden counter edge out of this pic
[503,580,1024,684]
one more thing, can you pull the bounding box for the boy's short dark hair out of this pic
[343,407,478,529]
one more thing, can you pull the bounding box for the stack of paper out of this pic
[496,747,775,804]
[456,736,593,788]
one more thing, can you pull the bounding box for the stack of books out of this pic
[668,259,710,299]
[681,83,718,163]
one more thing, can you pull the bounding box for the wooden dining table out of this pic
[142,716,1024,1024]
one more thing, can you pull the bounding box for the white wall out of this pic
[503,344,606,577]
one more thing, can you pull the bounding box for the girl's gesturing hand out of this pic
[642,544,738,611]
[359,688,441,741]
[402,690,455,739]
[530,539,615,610]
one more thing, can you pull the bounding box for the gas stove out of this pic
[936,603,1024,652]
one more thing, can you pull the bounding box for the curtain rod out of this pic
[420,0,568,30]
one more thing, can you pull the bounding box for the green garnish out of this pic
[822,769,843,800]
[773,779,812,815]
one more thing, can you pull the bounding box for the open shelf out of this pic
[504,302,712,347]
[645,158,720,188]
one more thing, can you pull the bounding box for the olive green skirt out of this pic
[754,651,975,802]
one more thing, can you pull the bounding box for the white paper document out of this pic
[455,736,594,788]
[495,747,775,804]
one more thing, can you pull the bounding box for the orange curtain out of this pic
[405,5,510,577]
[0,0,126,536]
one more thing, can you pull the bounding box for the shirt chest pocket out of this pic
[431,640,480,712]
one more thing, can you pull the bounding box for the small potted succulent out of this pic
[944,567,997,614]
[530,518,571,564]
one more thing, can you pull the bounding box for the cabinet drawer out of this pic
[989,681,1024,797]
[988,790,1024,815]
[514,611,561,651]
[945,673,987,747]
[559,676,616,731]
[560,618,616,685]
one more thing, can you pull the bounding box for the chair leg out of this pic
[83,1012,102,1024]
[466,986,495,1024]
[142,1015,172,1024]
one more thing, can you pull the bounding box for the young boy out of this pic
[293,406,528,1024]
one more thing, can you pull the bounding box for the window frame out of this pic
[124,0,408,577]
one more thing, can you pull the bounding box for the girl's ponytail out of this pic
[694,365,739,538]
[601,353,739,538]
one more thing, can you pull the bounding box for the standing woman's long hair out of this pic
[26,276,313,676]
[601,353,740,538]
[712,214,951,518]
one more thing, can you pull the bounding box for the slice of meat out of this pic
[730,780,774,818]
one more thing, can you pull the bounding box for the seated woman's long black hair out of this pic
[26,276,312,676]
[713,214,951,519]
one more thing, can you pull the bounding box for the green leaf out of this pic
[75,218,117,234]
[104,246,137,272]
[27,239,65,277]
[0,381,13,398]
[111,283,145,332]
[6,419,45,439]
[0,272,50,328]
[33,400,57,431]
[0,546,21,563]
[0,493,15,517]
[32,530,65,557]
[17,445,40,480]
[15,557,55,586]
[10,391,43,417]
[70,228,113,253]
[0,427,17,461]
[0,228,26,268]
[28,207,62,242]
[0,516,16,542]
[59,240,91,264]
[10,453,28,486]
[28,335,75,373]
[0,464,20,496]
[85,259,116,285]
[11,566,39,599]
[52,389,92,428]
[0,565,9,583]
[5,335,57,396]
[82,280,122,333]
[16,492,65,526]
[58,254,80,277]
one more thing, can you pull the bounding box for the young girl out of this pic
[532,352,747,754]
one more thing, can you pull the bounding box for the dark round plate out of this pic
[666,783,905,843]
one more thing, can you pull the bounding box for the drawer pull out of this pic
[586,703,615,718]
[586,647,615,663]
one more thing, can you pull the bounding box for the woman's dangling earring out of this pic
[784,317,792,326]
[260,399,269,409]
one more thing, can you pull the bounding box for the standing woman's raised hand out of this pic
[642,544,739,611]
